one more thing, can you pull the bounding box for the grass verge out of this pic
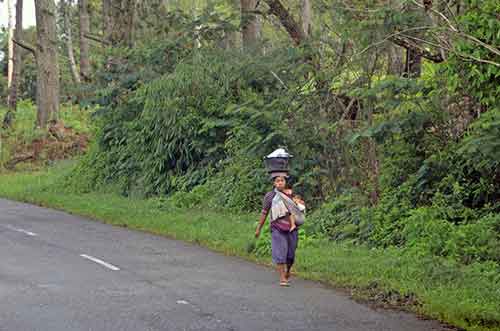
[0,165,499,331]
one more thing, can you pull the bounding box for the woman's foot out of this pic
[278,264,289,286]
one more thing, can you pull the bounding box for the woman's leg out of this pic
[286,263,293,280]
[285,229,299,280]
[271,228,289,285]
[277,264,287,284]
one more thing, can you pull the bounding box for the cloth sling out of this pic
[270,189,305,226]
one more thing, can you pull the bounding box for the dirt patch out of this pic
[3,120,89,170]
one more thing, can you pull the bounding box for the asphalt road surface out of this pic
[0,198,446,331]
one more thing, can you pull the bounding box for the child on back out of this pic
[283,187,305,232]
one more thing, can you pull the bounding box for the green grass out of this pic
[0,100,92,137]
[0,164,499,331]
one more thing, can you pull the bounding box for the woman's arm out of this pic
[257,192,274,238]
[255,211,268,238]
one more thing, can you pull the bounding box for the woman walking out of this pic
[255,175,303,287]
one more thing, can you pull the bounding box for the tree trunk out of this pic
[192,1,201,48]
[405,49,422,78]
[108,0,136,47]
[222,0,240,49]
[34,0,60,129]
[400,1,424,78]
[241,0,260,50]
[263,0,303,46]
[230,0,241,49]
[300,0,311,39]
[78,0,91,81]
[387,43,404,76]
[62,0,81,85]
[8,0,23,110]
[102,0,112,43]
[7,0,14,95]
[3,0,23,128]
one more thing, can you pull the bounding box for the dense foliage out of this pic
[1,1,499,329]
[2,2,499,327]
[59,1,500,273]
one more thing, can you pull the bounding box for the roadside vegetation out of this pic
[1,164,499,331]
[1,0,499,330]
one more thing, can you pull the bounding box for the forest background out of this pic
[0,0,499,330]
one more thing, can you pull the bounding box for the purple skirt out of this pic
[271,227,298,265]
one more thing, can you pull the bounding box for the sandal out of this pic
[280,281,290,287]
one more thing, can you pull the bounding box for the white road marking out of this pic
[18,229,37,236]
[5,224,38,236]
[176,300,189,305]
[80,254,120,271]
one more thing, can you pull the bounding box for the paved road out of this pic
[0,198,445,331]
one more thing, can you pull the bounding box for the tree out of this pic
[389,1,441,78]
[300,0,311,39]
[78,0,91,81]
[109,0,136,46]
[6,0,14,96]
[34,0,60,128]
[3,0,23,128]
[226,0,241,49]
[404,48,422,77]
[240,0,260,50]
[102,0,112,42]
[263,0,303,46]
[61,0,81,85]
[387,43,404,76]
[101,0,136,47]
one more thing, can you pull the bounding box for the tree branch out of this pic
[409,0,500,58]
[455,31,500,58]
[403,34,500,67]
[262,0,304,46]
[351,26,432,57]
[358,24,445,63]
[410,0,458,32]
[83,33,110,45]
[270,70,288,89]
[390,35,444,63]
[12,38,36,56]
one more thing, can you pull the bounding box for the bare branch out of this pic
[404,34,500,67]
[262,0,303,45]
[353,26,437,58]
[83,33,110,45]
[12,38,36,56]
[410,0,458,32]
[352,24,500,68]
[410,1,500,57]
[455,31,500,58]
[270,70,288,89]
[390,35,444,62]
[339,97,357,121]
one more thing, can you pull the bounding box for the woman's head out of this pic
[273,176,287,191]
